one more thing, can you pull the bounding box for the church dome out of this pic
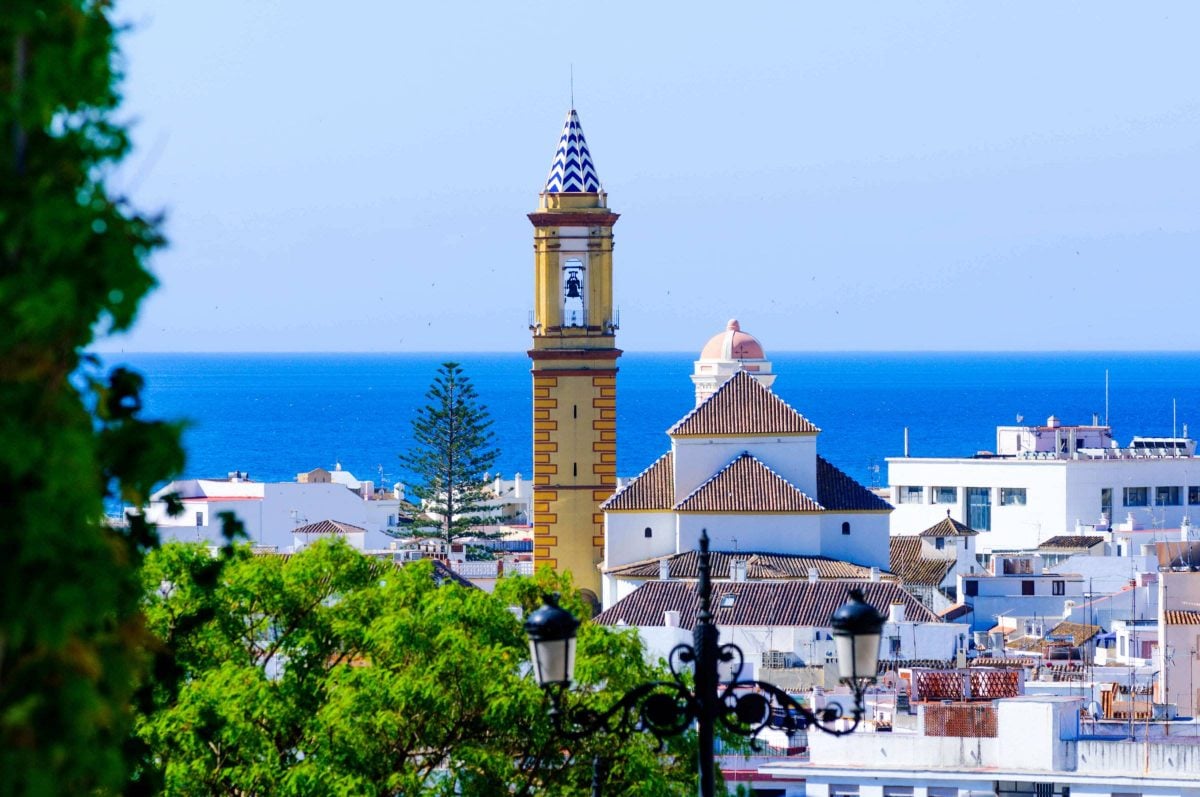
[700,319,765,361]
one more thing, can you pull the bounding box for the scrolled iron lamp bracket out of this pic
[524,530,886,797]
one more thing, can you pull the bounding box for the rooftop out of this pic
[594,580,935,629]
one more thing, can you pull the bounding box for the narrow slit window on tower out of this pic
[644,527,652,538]
[841,521,851,535]
[573,462,577,477]
[573,404,577,419]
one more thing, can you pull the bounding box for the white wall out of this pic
[153,482,401,550]
[603,511,676,569]
[672,435,818,500]
[889,456,1200,553]
[676,513,823,556]
[820,513,890,569]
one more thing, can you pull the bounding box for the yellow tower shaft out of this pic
[528,192,620,599]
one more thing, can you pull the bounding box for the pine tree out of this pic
[401,362,502,545]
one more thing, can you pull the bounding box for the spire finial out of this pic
[570,64,574,109]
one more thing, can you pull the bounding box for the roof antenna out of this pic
[570,64,575,109]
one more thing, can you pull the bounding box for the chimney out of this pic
[808,567,819,584]
[888,602,906,624]
[494,474,502,494]
[514,472,522,498]
[658,558,671,580]
[870,567,881,582]
[730,559,746,582]
[663,610,681,628]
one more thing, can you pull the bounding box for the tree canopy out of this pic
[139,540,700,796]
[1,3,185,793]
[401,362,503,545]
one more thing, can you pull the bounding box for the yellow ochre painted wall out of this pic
[528,190,620,600]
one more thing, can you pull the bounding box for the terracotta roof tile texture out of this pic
[600,452,675,511]
[668,371,820,437]
[293,519,365,535]
[816,457,892,511]
[1046,620,1101,646]
[1039,535,1106,550]
[919,516,978,537]
[1165,610,1200,625]
[594,580,936,628]
[889,536,955,587]
[606,550,883,580]
[675,454,822,513]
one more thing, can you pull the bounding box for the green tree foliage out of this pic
[401,362,502,545]
[0,2,184,793]
[140,541,699,796]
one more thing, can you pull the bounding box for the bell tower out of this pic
[528,109,620,601]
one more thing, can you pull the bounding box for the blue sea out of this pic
[103,352,1200,491]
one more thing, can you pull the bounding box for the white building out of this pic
[758,695,1200,797]
[1158,569,1200,718]
[957,553,1086,634]
[602,322,891,608]
[888,416,1200,553]
[145,468,403,550]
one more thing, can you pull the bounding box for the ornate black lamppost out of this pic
[524,530,886,797]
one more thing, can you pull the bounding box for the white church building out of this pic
[601,320,892,607]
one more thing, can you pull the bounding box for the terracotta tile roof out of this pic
[605,550,884,581]
[1039,535,1105,550]
[675,453,822,513]
[293,519,365,536]
[594,580,936,628]
[1165,609,1200,625]
[816,457,892,512]
[668,371,820,437]
[889,536,955,587]
[1046,620,1101,646]
[600,452,674,511]
[919,516,978,537]
[939,602,973,621]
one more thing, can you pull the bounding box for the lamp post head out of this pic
[524,593,580,687]
[830,588,885,684]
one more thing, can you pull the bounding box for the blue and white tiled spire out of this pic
[543,109,601,193]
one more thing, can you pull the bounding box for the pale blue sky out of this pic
[101,2,1200,353]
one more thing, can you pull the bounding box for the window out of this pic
[1101,487,1113,517]
[935,537,946,550]
[195,511,203,527]
[387,514,397,527]
[1022,580,1035,596]
[1123,486,1149,507]
[1052,580,1065,596]
[561,258,586,327]
[1156,486,1182,506]
[1190,486,1200,506]
[644,527,653,538]
[898,485,924,504]
[842,521,851,535]
[719,594,736,609]
[968,487,991,531]
[884,788,914,797]
[964,580,979,597]
[889,637,902,655]
[1000,487,1027,506]
[933,486,957,504]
